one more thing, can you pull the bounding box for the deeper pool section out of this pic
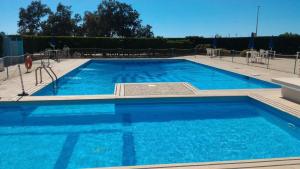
[33,59,279,96]
[0,96,300,169]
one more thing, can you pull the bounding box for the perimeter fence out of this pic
[207,50,299,75]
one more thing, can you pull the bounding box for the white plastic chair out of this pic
[247,50,259,63]
[206,48,212,56]
[259,49,269,64]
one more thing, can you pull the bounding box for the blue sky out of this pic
[0,0,299,37]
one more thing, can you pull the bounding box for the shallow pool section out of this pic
[0,96,300,169]
[33,59,279,96]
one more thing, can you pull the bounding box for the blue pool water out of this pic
[33,59,279,96]
[0,96,300,169]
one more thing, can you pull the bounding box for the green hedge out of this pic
[22,36,195,53]
[189,36,300,54]
[23,36,300,54]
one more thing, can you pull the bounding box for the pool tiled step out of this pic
[250,94,300,118]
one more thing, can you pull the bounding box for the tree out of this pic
[73,14,84,36]
[83,0,153,37]
[18,0,154,37]
[41,3,82,36]
[82,11,103,36]
[279,32,300,37]
[18,0,50,35]
[136,25,154,38]
[215,34,222,38]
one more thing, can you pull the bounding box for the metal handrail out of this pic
[35,62,58,90]
[42,65,55,84]
[35,67,43,85]
[47,66,58,81]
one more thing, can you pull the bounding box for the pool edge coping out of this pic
[89,157,300,169]
[12,89,300,117]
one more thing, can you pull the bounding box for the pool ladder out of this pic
[35,63,58,91]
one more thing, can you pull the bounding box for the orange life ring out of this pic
[25,55,33,70]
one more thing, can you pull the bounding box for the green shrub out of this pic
[205,37,300,54]
[165,39,194,49]
[195,44,210,54]
[22,36,193,53]
[220,49,231,56]
[240,50,249,57]
[22,35,300,55]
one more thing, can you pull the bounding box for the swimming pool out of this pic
[33,59,279,96]
[0,96,299,168]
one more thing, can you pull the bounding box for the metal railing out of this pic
[0,50,62,96]
[0,47,70,81]
[0,55,25,81]
[207,50,300,75]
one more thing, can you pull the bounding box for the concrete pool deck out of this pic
[1,55,300,169]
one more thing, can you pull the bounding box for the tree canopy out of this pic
[18,1,50,35]
[279,32,300,37]
[18,0,153,37]
[41,3,82,36]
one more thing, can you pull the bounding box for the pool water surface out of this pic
[0,97,299,169]
[33,59,279,96]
